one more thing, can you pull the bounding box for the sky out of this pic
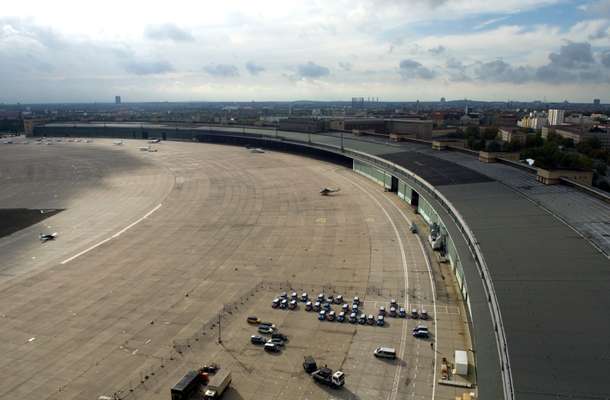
[1,0,610,103]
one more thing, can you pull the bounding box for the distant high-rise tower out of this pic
[594,98,601,105]
[115,96,121,105]
[548,109,565,126]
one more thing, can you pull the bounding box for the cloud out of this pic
[428,45,446,55]
[601,51,610,68]
[245,61,265,75]
[473,16,510,30]
[475,60,534,83]
[338,61,352,71]
[398,59,436,79]
[296,61,330,78]
[0,17,64,49]
[124,60,174,75]
[203,64,239,77]
[144,23,194,42]
[582,0,610,18]
[548,42,594,68]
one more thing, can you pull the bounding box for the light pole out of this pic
[217,311,222,344]
[341,131,344,152]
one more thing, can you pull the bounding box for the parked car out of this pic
[313,301,321,311]
[271,332,288,341]
[326,294,334,304]
[389,307,397,317]
[352,304,359,313]
[421,310,429,320]
[399,307,406,318]
[353,296,360,305]
[367,314,375,325]
[411,308,419,319]
[280,299,288,309]
[317,293,325,302]
[323,302,331,311]
[271,298,280,308]
[247,316,260,324]
[318,310,327,321]
[337,311,346,322]
[412,325,429,338]
[289,299,297,309]
[259,321,275,329]
[379,306,386,316]
[291,292,298,300]
[349,312,357,323]
[251,335,266,345]
[303,356,318,373]
[327,311,336,321]
[258,326,274,335]
[301,292,309,302]
[390,299,397,308]
[280,292,288,299]
[305,301,313,311]
[264,342,281,353]
[358,313,367,324]
[335,295,343,304]
[376,315,385,326]
[342,303,349,312]
[267,338,285,347]
[374,347,397,359]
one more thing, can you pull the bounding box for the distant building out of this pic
[328,118,385,133]
[115,96,122,105]
[495,112,518,127]
[517,111,547,131]
[548,109,565,126]
[543,125,610,149]
[440,97,446,103]
[594,99,601,105]
[499,128,528,145]
[386,119,433,140]
[278,118,324,133]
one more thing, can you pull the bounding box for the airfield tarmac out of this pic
[0,139,471,400]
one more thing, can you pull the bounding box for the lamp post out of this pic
[341,131,344,152]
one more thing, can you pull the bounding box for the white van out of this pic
[374,347,397,359]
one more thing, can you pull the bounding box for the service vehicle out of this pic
[170,370,200,400]
[303,356,318,373]
[246,316,260,324]
[327,310,336,321]
[311,367,345,388]
[250,335,266,345]
[203,370,231,399]
[374,347,397,359]
[318,310,326,320]
[337,311,346,322]
[305,301,313,311]
[264,342,281,353]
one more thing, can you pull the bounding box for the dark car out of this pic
[305,301,313,311]
[264,342,281,353]
[303,356,318,373]
[272,332,288,341]
[251,335,266,345]
[358,313,367,324]
[267,338,285,347]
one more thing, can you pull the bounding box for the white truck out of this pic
[203,370,232,399]
[454,350,468,376]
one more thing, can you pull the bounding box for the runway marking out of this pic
[383,195,438,400]
[60,203,162,264]
[338,176,409,400]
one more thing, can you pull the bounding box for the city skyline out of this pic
[1,0,610,103]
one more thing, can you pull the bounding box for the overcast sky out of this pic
[1,0,610,103]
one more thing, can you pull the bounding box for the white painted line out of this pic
[339,176,409,400]
[384,196,438,400]
[61,204,162,264]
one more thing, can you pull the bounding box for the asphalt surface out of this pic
[0,140,470,400]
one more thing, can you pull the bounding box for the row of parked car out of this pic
[247,317,288,353]
[271,292,430,321]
